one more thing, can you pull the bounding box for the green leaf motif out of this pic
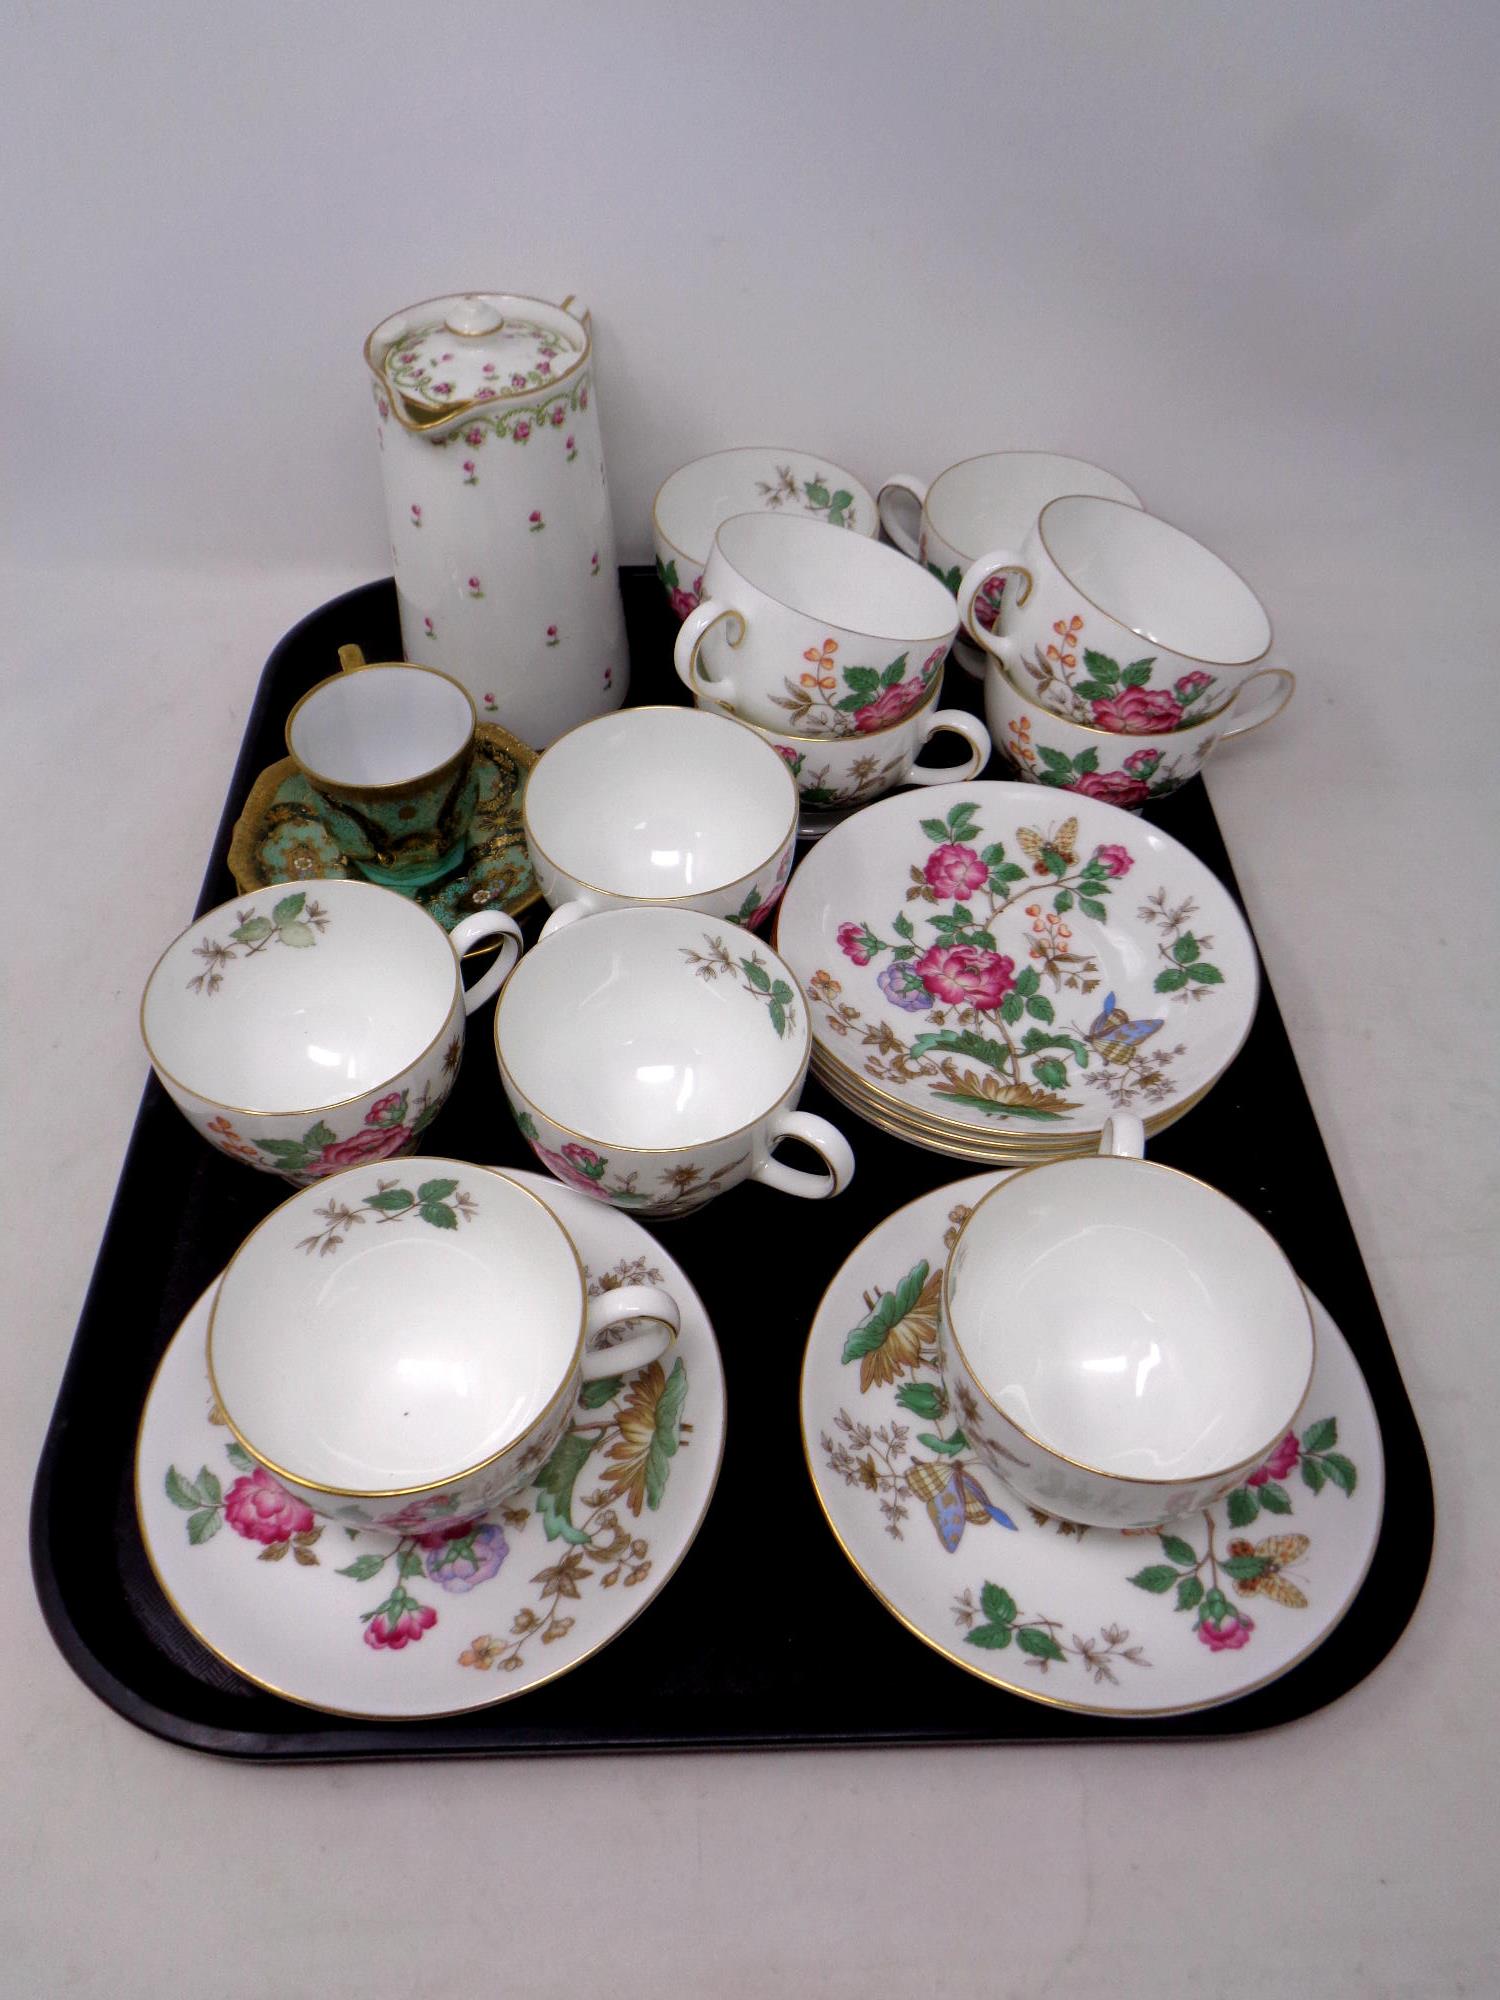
[231,915,273,945]
[1320,1452,1358,1496]
[398,1549,426,1579]
[1037,746,1074,777]
[1074,747,1100,775]
[928,563,963,595]
[186,1509,221,1545]
[1025,995,1054,1024]
[534,1432,597,1544]
[1082,650,1120,681]
[827,489,854,525]
[1258,1481,1293,1515]
[365,1189,416,1212]
[644,1358,689,1510]
[1077,896,1107,922]
[1302,1456,1327,1494]
[893,912,915,940]
[770,980,795,1004]
[272,893,306,925]
[1159,1534,1198,1567]
[1042,848,1068,879]
[226,1441,256,1472]
[909,1027,1012,1074]
[916,1431,969,1457]
[880,655,909,686]
[579,1375,623,1410]
[980,843,1006,867]
[1013,965,1040,998]
[1129,1564,1180,1594]
[741,957,772,993]
[1154,967,1190,993]
[656,556,679,591]
[1053,889,1074,915]
[894,1381,945,1419]
[804,480,830,507]
[1172,932,1201,965]
[1301,1417,1337,1453]
[1071,681,1109,703]
[920,818,948,842]
[768,1000,787,1038]
[515,1109,539,1140]
[302,1120,336,1149]
[1033,1058,1068,1089]
[980,1583,1016,1626]
[844,666,880,694]
[1226,1486,1259,1528]
[1176,1575,1204,1613]
[278,922,317,949]
[336,1553,390,1582]
[842,1261,930,1363]
[165,1466,203,1511]
[1016,1626,1066,1663]
[966,1622,1013,1650]
[417,1178,459,1204]
[1120,660,1155,687]
[419,1201,458,1230]
[198,1466,222,1507]
[1189,964,1225,985]
[1223,1554,1273,1581]
[1000,993,1024,1025]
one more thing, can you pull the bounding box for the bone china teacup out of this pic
[940,1117,1315,1529]
[523,706,799,939]
[494,906,856,1217]
[674,512,960,735]
[957,496,1277,727]
[285,645,481,892]
[206,1161,680,1539]
[141,879,523,1182]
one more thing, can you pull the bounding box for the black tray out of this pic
[31,570,1433,1758]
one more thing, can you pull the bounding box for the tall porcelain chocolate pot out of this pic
[365,292,629,747]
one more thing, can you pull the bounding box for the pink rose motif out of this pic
[463,460,477,478]
[1091,685,1183,733]
[580,386,589,408]
[423,616,435,638]
[972,574,1006,632]
[376,1496,457,1534]
[481,363,496,377]
[565,434,576,453]
[539,344,557,358]
[545,624,559,644]
[1092,843,1135,877]
[529,509,543,526]
[855,680,925,732]
[1070,768,1150,809]
[465,427,485,446]
[1122,748,1161,777]
[923,843,989,899]
[537,359,551,375]
[921,643,947,679]
[377,397,390,421]
[365,1092,408,1129]
[560,1142,606,1179]
[307,1123,413,1174]
[1248,1433,1301,1486]
[410,504,422,525]
[915,943,1017,1010]
[364,1603,438,1651]
[536,1144,611,1197]
[551,406,566,426]
[1175,669,1214,700]
[774,744,802,770]
[836,921,874,966]
[1197,1606,1255,1652]
[514,420,532,443]
[224,1467,315,1546]
[511,373,528,389]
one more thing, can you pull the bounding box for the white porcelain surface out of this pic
[207,1159,678,1530]
[803,1174,1382,1716]
[140,879,522,1182]
[960,497,1276,723]
[524,706,798,932]
[136,1173,725,1720]
[775,782,1258,1147]
[878,452,1143,677]
[287,661,474,787]
[674,511,959,734]
[653,447,876,617]
[943,1155,1315,1526]
[366,291,627,747]
[495,905,854,1215]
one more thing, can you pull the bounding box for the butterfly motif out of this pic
[1228,1534,1310,1609]
[1086,990,1165,1065]
[1017,816,1079,876]
[905,1458,1016,1550]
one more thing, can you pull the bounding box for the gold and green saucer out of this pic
[227,722,541,932]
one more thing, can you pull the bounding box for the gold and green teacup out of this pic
[285,645,481,892]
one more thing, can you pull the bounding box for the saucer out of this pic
[135,1172,725,1720]
[775,782,1257,1152]
[801,1174,1383,1718]
[227,722,541,930]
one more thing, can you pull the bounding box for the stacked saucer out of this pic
[774,781,1258,1164]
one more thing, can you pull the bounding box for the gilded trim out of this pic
[364,292,591,433]
[706,510,960,646]
[652,446,876,570]
[285,658,478,798]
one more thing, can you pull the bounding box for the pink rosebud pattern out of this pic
[837,921,875,966]
[1092,843,1135,877]
[528,510,544,532]
[364,1602,438,1651]
[468,576,484,598]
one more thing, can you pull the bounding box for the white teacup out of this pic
[877,452,1143,677]
[141,879,522,1183]
[941,1118,1315,1529]
[958,496,1276,727]
[674,512,959,735]
[523,706,799,938]
[494,906,855,1218]
[207,1161,680,1540]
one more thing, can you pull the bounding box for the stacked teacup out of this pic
[961,496,1294,807]
[672,512,992,832]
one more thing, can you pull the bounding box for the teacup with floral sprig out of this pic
[141,879,524,1183]
[207,1161,680,1541]
[674,511,958,735]
[986,646,1294,808]
[495,905,855,1217]
[957,496,1280,727]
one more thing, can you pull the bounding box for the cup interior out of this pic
[947,1158,1312,1480]
[497,907,807,1146]
[525,709,793,896]
[289,665,474,787]
[926,452,1141,560]
[1039,498,1271,667]
[656,447,873,566]
[209,1166,582,1491]
[715,512,957,641]
[143,882,457,1113]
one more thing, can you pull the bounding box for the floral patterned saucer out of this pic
[802,1175,1383,1717]
[774,782,1258,1149]
[226,722,540,933]
[135,1173,725,1720]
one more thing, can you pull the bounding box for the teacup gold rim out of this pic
[522,705,800,904]
[940,1155,1317,1489]
[988,652,1240,740]
[713,664,949,747]
[284,659,479,799]
[139,880,466,1121]
[204,1163,593,1499]
[364,291,591,432]
[706,510,961,649]
[135,1265,728,1722]
[652,446,877,571]
[798,1277,1374,1719]
[922,450,1144,565]
[1035,495,1274,671]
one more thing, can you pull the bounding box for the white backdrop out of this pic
[6,4,1499,1996]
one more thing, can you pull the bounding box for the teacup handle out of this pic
[337,644,369,674]
[674,599,745,706]
[448,912,524,1011]
[908,709,992,785]
[752,1109,855,1200]
[581,1283,680,1380]
[956,548,1034,670]
[1099,1112,1146,1158]
[876,474,928,561]
[1219,667,1296,740]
